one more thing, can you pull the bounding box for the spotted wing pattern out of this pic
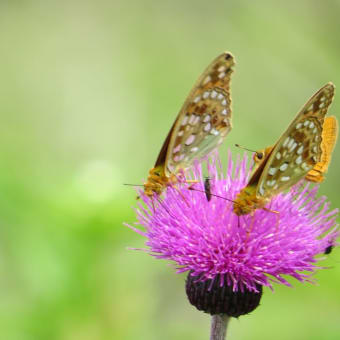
[254,83,335,198]
[156,52,235,176]
[254,117,338,183]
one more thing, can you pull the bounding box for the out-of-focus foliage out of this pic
[0,1,339,339]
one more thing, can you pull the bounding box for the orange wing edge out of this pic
[305,115,338,183]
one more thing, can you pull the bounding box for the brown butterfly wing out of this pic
[254,83,335,198]
[154,52,235,176]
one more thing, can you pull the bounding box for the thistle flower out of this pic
[127,151,338,318]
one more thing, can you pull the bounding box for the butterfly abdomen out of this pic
[233,186,267,216]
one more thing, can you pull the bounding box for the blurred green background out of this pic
[0,0,339,339]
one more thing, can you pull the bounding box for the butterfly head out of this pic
[253,146,273,166]
[143,166,172,198]
[234,144,272,167]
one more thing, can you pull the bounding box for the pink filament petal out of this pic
[128,151,339,292]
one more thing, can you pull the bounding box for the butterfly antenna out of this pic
[124,183,144,200]
[235,144,263,159]
[188,187,238,205]
[123,183,144,187]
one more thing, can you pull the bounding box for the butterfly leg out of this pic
[245,212,256,240]
[248,212,255,236]
[173,185,191,207]
[262,207,279,214]
[151,197,156,212]
[274,211,280,235]
[186,179,199,184]
[262,207,280,232]
[238,213,254,249]
[156,196,177,218]
[173,172,198,200]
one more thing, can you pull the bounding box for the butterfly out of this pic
[233,82,336,216]
[253,116,338,183]
[143,52,235,198]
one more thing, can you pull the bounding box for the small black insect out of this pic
[324,245,334,255]
[204,177,212,201]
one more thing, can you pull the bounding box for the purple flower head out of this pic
[127,151,339,293]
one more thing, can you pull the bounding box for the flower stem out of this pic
[210,314,230,340]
